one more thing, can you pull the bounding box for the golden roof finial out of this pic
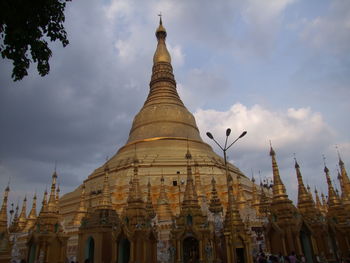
[0,185,10,232]
[153,14,171,64]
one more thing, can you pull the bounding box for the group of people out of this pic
[255,251,306,263]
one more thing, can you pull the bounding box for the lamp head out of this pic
[206,132,214,140]
[239,131,247,138]
[226,128,231,137]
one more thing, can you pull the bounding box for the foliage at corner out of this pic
[0,0,71,81]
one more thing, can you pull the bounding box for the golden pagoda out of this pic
[323,163,350,260]
[294,158,330,261]
[26,172,69,263]
[265,145,307,256]
[59,16,255,259]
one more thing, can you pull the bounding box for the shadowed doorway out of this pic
[118,237,130,263]
[183,236,199,263]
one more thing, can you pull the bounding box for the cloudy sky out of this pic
[1,0,349,209]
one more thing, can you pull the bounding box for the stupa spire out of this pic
[337,148,350,202]
[236,174,247,209]
[323,156,341,207]
[99,163,112,208]
[157,175,173,222]
[224,173,245,229]
[294,158,313,209]
[47,170,58,212]
[321,192,328,213]
[71,183,87,226]
[314,187,323,212]
[24,193,37,231]
[181,146,200,210]
[126,17,202,144]
[18,196,27,230]
[250,175,260,213]
[0,185,10,232]
[40,189,48,215]
[209,176,223,215]
[145,179,156,219]
[269,144,288,201]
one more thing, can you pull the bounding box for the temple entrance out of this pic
[85,236,94,263]
[300,225,314,263]
[183,236,199,263]
[117,238,130,263]
[236,247,245,263]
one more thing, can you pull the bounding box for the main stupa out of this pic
[60,18,251,224]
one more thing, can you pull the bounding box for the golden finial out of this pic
[153,14,171,64]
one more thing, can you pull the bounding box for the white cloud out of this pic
[194,103,346,202]
[242,0,296,25]
[195,103,334,150]
[300,0,350,53]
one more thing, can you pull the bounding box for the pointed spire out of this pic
[99,163,112,208]
[181,147,200,210]
[126,18,201,144]
[314,187,323,212]
[18,196,27,230]
[323,157,341,207]
[157,175,173,222]
[154,14,171,64]
[209,176,223,214]
[47,171,58,212]
[0,185,10,232]
[55,184,60,213]
[71,183,87,226]
[24,193,37,231]
[145,179,156,219]
[250,175,260,213]
[337,148,350,202]
[321,192,328,213]
[294,158,313,209]
[269,144,288,201]
[224,173,245,230]
[40,189,48,215]
[236,174,247,209]
[10,203,20,232]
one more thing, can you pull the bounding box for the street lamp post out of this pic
[206,129,247,179]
